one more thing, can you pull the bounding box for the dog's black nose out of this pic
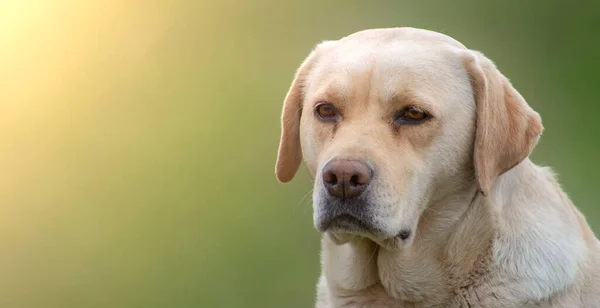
[322,159,372,200]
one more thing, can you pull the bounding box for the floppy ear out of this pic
[464,51,544,195]
[275,49,319,183]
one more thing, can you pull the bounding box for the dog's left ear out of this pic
[463,51,544,195]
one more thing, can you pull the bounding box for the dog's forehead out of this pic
[309,36,468,104]
[339,27,466,49]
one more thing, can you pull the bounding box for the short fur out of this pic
[275,27,600,307]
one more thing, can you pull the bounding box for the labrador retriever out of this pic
[275,27,600,307]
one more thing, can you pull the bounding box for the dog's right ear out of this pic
[275,46,323,183]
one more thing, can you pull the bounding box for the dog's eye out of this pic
[394,106,428,125]
[404,107,426,120]
[315,103,338,121]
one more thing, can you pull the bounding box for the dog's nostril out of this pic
[323,172,338,185]
[350,172,371,186]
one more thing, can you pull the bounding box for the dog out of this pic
[274,28,600,307]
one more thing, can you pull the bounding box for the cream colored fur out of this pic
[275,27,600,307]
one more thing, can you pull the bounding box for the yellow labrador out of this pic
[275,28,600,307]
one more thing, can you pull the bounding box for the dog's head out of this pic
[275,28,543,249]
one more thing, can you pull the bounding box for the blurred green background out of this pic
[0,1,598,307]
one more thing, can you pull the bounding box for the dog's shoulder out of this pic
[486,162,594,303]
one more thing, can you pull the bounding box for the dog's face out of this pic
[275,28,543,250]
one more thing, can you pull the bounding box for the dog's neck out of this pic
[376,172,493,304]
[322,159,586,306]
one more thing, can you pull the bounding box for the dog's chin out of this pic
[326,230,410,251]
[320,216,411,250]
[325,219,374,244]
[326,231,355,245]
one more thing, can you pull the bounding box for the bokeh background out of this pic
[1,1,598,307]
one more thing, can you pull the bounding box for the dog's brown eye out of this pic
[394,106,429,125]
[315,104,338,120]
[404,107,426,120]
